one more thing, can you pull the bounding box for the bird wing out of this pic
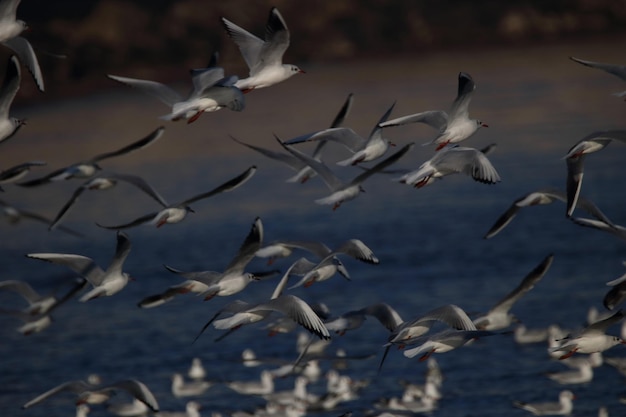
[0,161,45,182]
[224,217,264,273]
[107,75,182,106]
[448,72,476,120]
[330,93,354,129]
[26,253,106,286]
[570,56,626,82]
[565,156,584,217]
[22,380,89,409]
[360,302,404,331]
[221,16,264,71]
[489,254,554,315]
[230,135,305,171]
[105,173,169,207]
[0,0,19,22]
[3,36,44,92]
[365,101,396,145]
[0,55,20,118]
[91,126,165,162]
[96,212,158,230]
[106,232,131,275]
[255,7,291,70]
[585,309,625,334]
[378,110,448,131]
[350,142,414,186]
[163,264,223,284]
[0,279,41,303]
[101,380,159,412]
[284,127,365,152]
[178,165,256,206]
[277,136,345,192]
[331,239,379,264]
[253,295,330,340]
[189,66,226,94]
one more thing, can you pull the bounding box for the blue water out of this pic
[2,41,626,417]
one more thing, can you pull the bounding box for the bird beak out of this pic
[298,69,306,74]
[481,122,489,127]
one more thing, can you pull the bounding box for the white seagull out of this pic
[484,189,609,239]
[1,198,83,237]
[0,55,24,144]
[278,137,414,210]
[49,172,170,231]
[27,231,133,302]
[402,329,497,361]
[513,390,575,416]
[22,379,159,412]
[570,56,626,98]
[222,7,304,92]
[564,130,626,217]
[283,101,397,166]
[0,161,45,189]
[139,217,264,308]
[231,93,353,183]
[0,0,44,91]
[550,309,626,359]
[193,258,331,342]
[97,165,256,229]
[473,254,554,330]
[108,53,244,123]
[17,126,165,187]
[396,145,500,188]
[379,72,487,150]
[325,302,403,335]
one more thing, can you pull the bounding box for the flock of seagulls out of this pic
[1,2,626,417]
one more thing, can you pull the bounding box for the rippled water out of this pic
[2,38,626,417]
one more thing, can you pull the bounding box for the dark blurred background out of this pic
[15,0,626,99]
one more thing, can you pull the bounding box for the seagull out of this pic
[564,130,626,217]
[0,277,81,315]
[0,198,83,237]
[379,304,477,371]
[0,161,45,188]
[0,0,44,91]
[225,370,274,396]
[155,401,202,417]
[171,373,212,398]
[27,231,133,302]
[550,309,626,359]
[221,7,304,92]
[324,302,404,335]
[187,358,206,381]
[231,93,353,183]
[0,55,24,144]
[513,390,575,416]
[569,204,626,242]
[379,72,487,150]
[277,137,414,210]
[49,172,170,231]
[484,189,610,239]
[605,265,626,311]
[283,101,397,166]
[546,360,594,385]
[17,126,165,187]
[193,258,331,342]
[473,254,554,330]
[402,329,498,361]
[395,145,500,188]
[139,217,263,308]
[0,277,87,335]
[22,379,159,412]
[108,53,244,123]
[570,56,626,98]
[97,165,256,229]
[107,398,150,417]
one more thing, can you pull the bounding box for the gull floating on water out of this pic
[171,373,212,398]
[513,390,575,416]
[222,7,304,92]
[108,52,244,123]
[17,126,165,187]
[97,165,256,229]
[379,72,487,150]
[27,232,133,302]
